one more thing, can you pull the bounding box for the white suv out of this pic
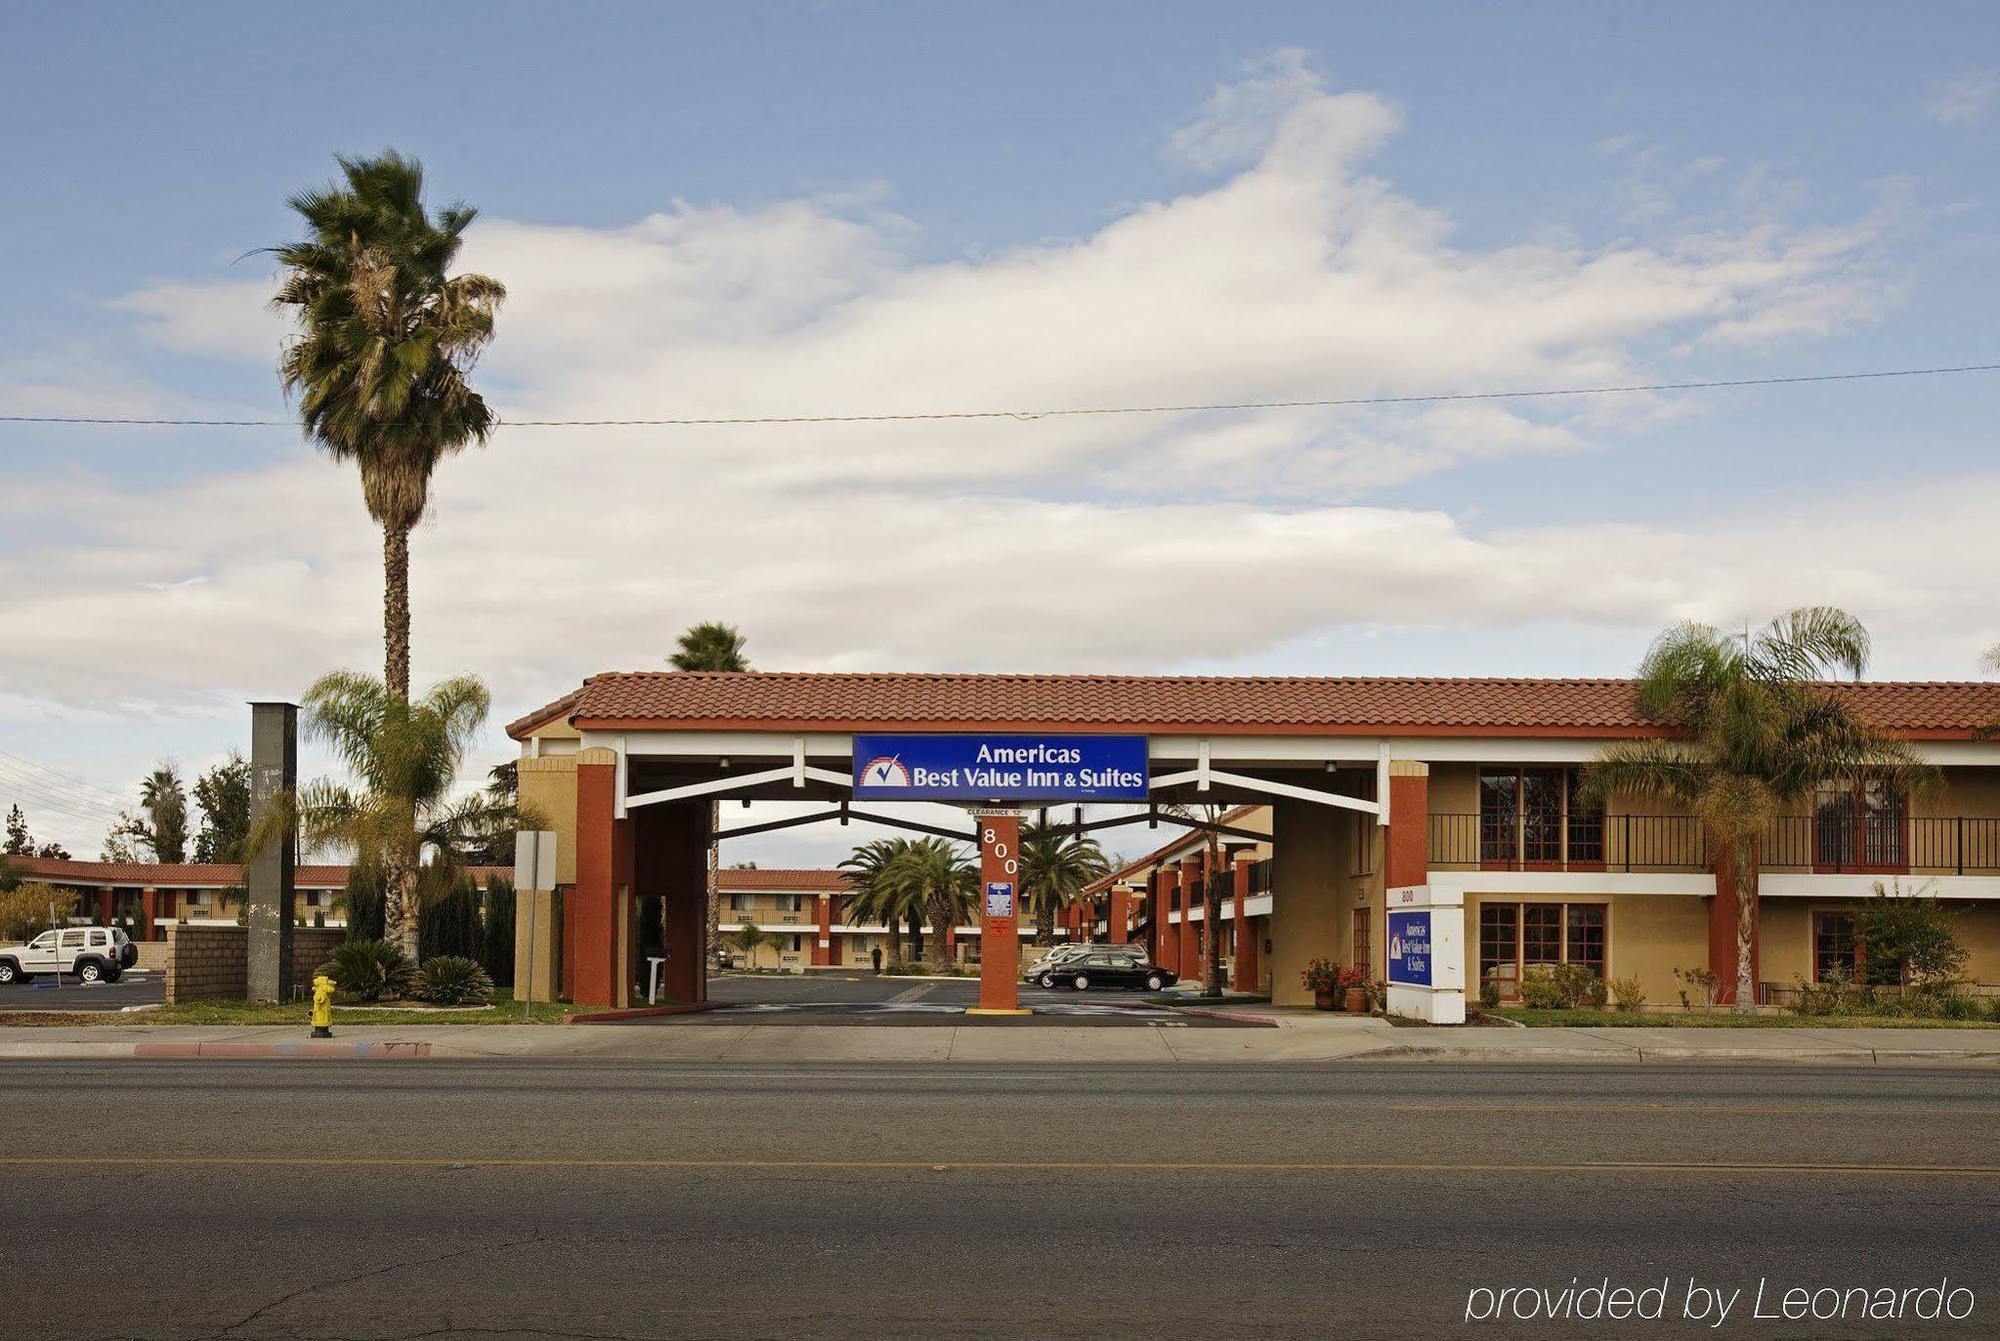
[0,926,129,984]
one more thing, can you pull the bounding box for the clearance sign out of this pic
[851,733,1149,802]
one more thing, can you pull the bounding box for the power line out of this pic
[0,750,127,803]
[1,361,1996,429]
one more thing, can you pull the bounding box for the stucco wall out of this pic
[1268,799,1352,1006]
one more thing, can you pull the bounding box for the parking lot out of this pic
[0,971,163,1013]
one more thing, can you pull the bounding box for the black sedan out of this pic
[1035,953,1177,992]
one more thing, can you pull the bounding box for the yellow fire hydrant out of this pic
[310,974,335,1038]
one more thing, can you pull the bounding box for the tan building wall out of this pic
[1268,799,1364,1006]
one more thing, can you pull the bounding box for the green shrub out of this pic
[412,955,495,1006]
[1519,967,1568,1009]
[1856,883,1967,986]
[341,864,387,943]
[1583,975,1609,1009]
[317,938,412,1002]
[418,869,482,961]
[1610,975,1646,1012]
[1987,996,2000,1024]
[1479,973,1501,1009]
[481,876,516,988]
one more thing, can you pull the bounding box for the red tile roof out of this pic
[507,672,2000,740]
[1,857,511,890]
[717,868,852,892]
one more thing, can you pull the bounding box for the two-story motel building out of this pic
[506,672,2000,1009]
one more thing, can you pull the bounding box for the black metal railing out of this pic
[1432,812,2000,875]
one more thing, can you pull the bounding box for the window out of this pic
[1478,905,1518,994]
[1479,901,1608,999]
[1815,782,1907,871]
[1479,769,1601,869]
[1522,904,1563,969]
[1565,904,1606,978]
[1351,908,1373,979]
[728,894,751,911]
[1813,911,1858,982]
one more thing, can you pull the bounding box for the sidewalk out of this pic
[3,1012,1998,1064]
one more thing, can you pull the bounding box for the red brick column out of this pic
[571,750,632,1009]
[1108,886,1131,944]
[97,886,114,925]
[1179,853,1203,988]
[974,815,1021,1012]
[1157,868,1181,973]
[814,893,833,966]
[1231,854,1257,992]
[141,887,158,941]
[1383,763,1430,891]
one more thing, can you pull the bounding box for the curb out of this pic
[129,1041,433,1059]
[566,1002,727,1025]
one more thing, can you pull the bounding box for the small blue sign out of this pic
[985,882,1015,918]
[852,733,1149,801]
[1387,910,1432,987]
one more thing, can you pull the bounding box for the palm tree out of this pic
[272,150,505,701]
[1582,608,1935,1011]
[671,622,751,673]
[885,838,976,972]
[285,670,524,960]
[1019,819,1111,945]
[1155,801,1234,996]
[668,622,753,966]
[136,764,189,864]
[839,838,919,969]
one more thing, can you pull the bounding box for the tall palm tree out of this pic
[285,670,523,959]
[272,150,505,701]
[1019,819,1111,946]
[839,838,920,969]
[136,764,189,864]
[885,837,976,972]
[668,622,753,964]
[1155,800,1233,996]
[1582,608,1935,1011]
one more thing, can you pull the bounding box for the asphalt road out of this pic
[2,1061,1995,1340]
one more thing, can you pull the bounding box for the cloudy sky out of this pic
[3,2,1998,862]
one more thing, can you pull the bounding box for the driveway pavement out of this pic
[695,971,1254,1026]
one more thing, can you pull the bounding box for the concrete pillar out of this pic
[1108,886,1131,944]
[1231,854,1257,992]
[246,701,298,1002]
[1268,800,1345,1007]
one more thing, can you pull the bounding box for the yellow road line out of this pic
[0,1156,1993,1175]
[1386,1103,1989,1117]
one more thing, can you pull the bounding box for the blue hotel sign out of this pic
[1387,910,1433,987]
[851,733,1150,802]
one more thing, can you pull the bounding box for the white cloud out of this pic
[2,54,1950,750]
[1926,69,1997,125]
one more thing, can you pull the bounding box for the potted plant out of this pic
[1301,957,1347,1010]
[1341,966,1369,1013]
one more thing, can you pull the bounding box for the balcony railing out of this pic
[1428,813,2000,875]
